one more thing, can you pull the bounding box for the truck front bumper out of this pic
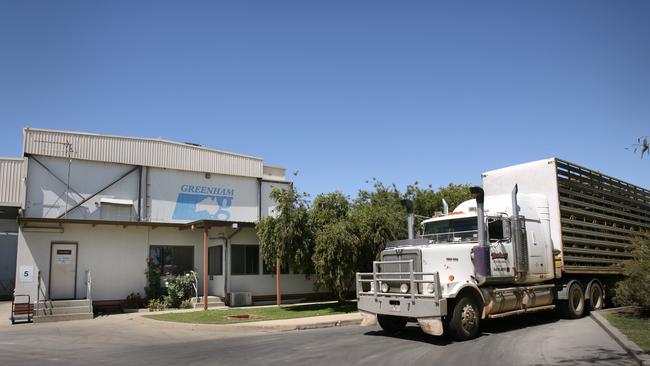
[356,261,447,336]
[358,295,447,336]
[358,295,447,318]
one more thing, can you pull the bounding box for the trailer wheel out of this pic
[448,296,480,341]
[559,282,585,319]
[587,282,605,311]
[377,315,407,334]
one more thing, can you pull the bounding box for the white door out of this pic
[50,243,77,299]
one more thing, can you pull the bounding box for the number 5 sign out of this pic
[19,266,34,283]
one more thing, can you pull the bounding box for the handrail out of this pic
[36,271,49,316]
[85,269,92,301]
[190,271,199,303]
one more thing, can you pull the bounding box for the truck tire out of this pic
[377,315,407,334]
[587,282,605,311]
[559,282,585,319]
[448,296,480,341]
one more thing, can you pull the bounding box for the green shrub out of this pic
[147,298,166,312]
[163,272,195,308]
[615,233,650,312]
[144,257,163,300]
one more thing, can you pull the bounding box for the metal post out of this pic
[36,271,40,318]
[276,260,281,306]
[409,260,415,303]
[203,225,209,311]
[372,261,378,300]
[435,272,442,302]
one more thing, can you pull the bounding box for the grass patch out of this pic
[145,301,357,324]
[603,311,650,353]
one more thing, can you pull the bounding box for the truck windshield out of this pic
[422,218,478,243]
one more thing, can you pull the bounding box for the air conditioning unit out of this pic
[230,292,252,307]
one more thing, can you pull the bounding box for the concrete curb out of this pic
[141,311,365,334]
[292,318,363,331]
[219,314,364,332]
[590,310,650,366]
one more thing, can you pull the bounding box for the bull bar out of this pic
[356,259,447,320]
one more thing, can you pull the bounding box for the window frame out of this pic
[149,245,195,276]
[208,245,223,276]
[230,244,260,275]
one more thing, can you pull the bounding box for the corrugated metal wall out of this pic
[23,128,265,178]
[0,158,26,207]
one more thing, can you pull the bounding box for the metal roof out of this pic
[0,157,27,207]
[23,128,274,179]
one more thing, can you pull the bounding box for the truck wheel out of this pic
[559,282,585,319]
[587,282,605,311]
[448,296,480,341]
[377,315,407,334]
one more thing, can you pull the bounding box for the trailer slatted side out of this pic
[555,159,650,275]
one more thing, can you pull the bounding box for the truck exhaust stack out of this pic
[401,199,415,240]
[511,184,528,279]
[470,186,491,278]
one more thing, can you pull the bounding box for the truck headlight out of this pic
[380,282,390,293]
[426,283,435,294]
[370,281,375,292]
[400,283,409,293]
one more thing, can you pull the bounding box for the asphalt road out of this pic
[0,312,635,366]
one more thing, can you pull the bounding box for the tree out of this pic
[614,233,650,312]
[256,185,314,305]
[310,191,350,230]
[351,200,403,273]
[313,220,358,301]
[311,187,405,300]
[406,182,472,219]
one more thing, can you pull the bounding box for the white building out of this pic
[7,128,320,310]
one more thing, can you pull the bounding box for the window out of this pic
[422,218,478,243]
[208,246,223,275]
[231,245,259,275]
[488,218,510,241]
[149,246,194,275]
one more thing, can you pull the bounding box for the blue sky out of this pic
[1,1,648,197]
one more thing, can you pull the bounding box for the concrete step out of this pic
[34,313,94,323]
[191,296,226,308]
[35,306,92,316]
[38,299,92,308]
[192,302,226,309]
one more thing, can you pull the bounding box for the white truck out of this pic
[356,158,648,340]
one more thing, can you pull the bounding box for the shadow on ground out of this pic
[365,310,562,345]
[283,301,357,314]
[529,347,633,366]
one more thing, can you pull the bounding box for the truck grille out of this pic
[378,250,422,293]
